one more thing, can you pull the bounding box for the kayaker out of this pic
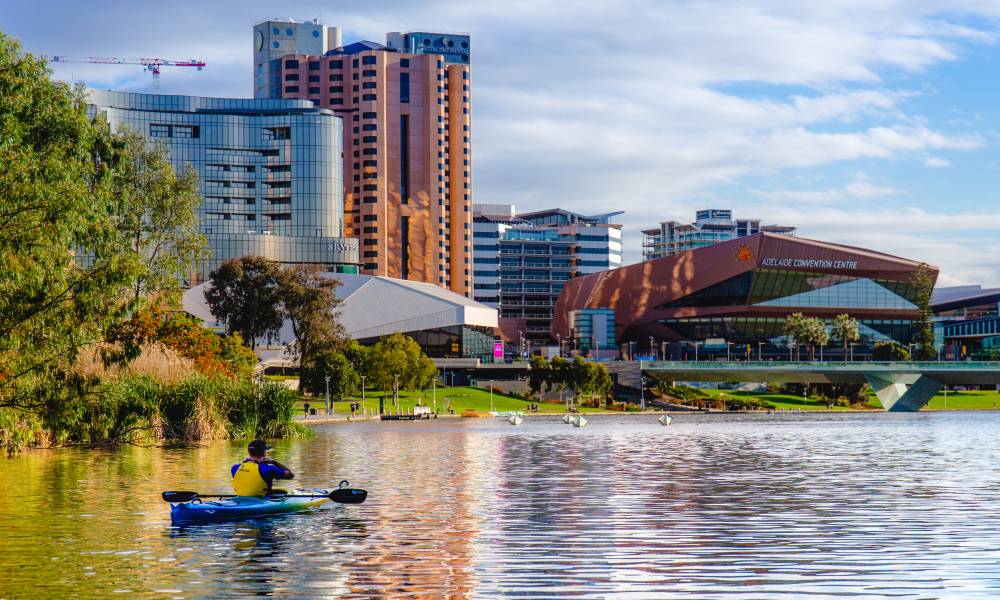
[231,440,295,496]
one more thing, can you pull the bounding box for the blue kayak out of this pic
[169,489,331,523]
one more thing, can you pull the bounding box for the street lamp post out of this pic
[432,376,437,414]
[850,342,856,362]
[649,336,655,359]
[694,341,699,362]
[324,375,331,415]
[758,341,764,361]
[727,342,732,362]
[640,374,646,411]
[490,379,494,413]
[556,333,562,357]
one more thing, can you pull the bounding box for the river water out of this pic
[2,412,1000,598]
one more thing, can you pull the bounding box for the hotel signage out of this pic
[761,257,858,269]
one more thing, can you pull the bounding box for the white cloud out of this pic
[924,156,952,167]
[5,0,999,284]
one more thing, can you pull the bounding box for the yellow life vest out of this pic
[232,461,269,496]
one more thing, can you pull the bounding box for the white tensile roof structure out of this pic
[183,273,498,344]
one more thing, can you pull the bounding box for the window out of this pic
[173,125,198,139]
[263,126,290,141]
[400,114,409,204]
[330,59,343,68]
[362,55,376,65]
[284,85,299,93]
[362,195,378,203]
[284,73,299,81]
[362,81,376,89]
[363,214,378,222]
[362,69,376,77]
[363,160,378,167]
[362,148,377,155]
[352,59,359,68]
[330,98,343,105]
[363,112,377,119]
[364,251,378,258]
[329,74,343,81]
[308,75,319,82]
[363,184,377,191]
[150,124,170,137]
[329,86,343,93]
[284,59,299,69]
[362,93,376,101]
[362,124,377,131]
[400,72,410,103]
[308,61,320,70]
[362,136,377,143]
[400,58,410,68]
[309,87,320,94]
[363,239,377,246]
[363,226,378,234]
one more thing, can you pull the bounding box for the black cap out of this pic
[248,440,271,456]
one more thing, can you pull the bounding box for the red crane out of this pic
[45,55,207,92]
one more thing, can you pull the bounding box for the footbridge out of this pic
[639,361,1000,412]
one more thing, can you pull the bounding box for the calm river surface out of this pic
[3,412,1000,598]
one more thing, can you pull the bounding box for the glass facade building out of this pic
[642,208,796,261]
[473,205,623,345]
[88,89,359,282]
[555,232,937,359]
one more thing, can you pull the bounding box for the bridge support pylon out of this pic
[864,373,944,412]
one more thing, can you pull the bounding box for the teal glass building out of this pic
[88,90,359,282]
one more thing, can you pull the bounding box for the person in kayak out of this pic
[231,440,294,496]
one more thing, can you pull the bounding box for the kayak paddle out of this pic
[163,480,367,504]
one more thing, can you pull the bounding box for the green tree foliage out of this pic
[277,264,343,389]
[872,341,911,361]
[365,333,437,391]
[832,314,860,362]
[204,256,283,350]
[783,313,828,360]
[910,263,937,360]
[528,355,550,398]
[0,34,161,415]
[105,129,207,304]
[300,348,360,400]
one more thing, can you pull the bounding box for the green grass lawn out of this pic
[294,386,614,416]
[698,388,1000,411]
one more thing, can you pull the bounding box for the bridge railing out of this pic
[640,360,1000,370]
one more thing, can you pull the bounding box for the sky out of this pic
[5,0,1000,287]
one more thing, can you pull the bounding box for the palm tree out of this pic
[784,312,807,360]
[832,314,860,362]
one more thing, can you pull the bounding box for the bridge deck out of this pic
[640,361,1000,386]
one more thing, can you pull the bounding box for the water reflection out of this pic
[3,413,1000,597]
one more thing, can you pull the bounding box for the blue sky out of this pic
[4,1,1000,286]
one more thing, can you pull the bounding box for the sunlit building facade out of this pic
[88,89,359,282]
[555,232,935,359]
[254,19,473,297]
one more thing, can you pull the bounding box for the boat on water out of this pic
[509,414,524,425]
[168,489,332,523]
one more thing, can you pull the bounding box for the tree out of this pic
[204,256,283,350]
[832,314,860,362]
[784,313,808,360]
[366,333,436,392]
[801,317,829,361]
[872,341,910,361]
[528,355,550,398]
[0,34,141,414]
[784,313,827,360]
[277,265,343,391]
[104,128,207,305]
[911,262,937,360]
[300,348,359,401]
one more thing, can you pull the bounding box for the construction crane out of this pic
[45,56,206,92]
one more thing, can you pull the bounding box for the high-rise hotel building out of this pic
[253,19,473,297]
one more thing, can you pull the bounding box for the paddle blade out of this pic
[329,488,367,504]
[163,491,199,503]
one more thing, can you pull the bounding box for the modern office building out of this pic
[555,232,936,358]
[184,273,497,359]
[88,89,359,282]
[932,285,1000,359]
[473,205,623,347]
[642,209,795,261]
[253,19,473,297]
